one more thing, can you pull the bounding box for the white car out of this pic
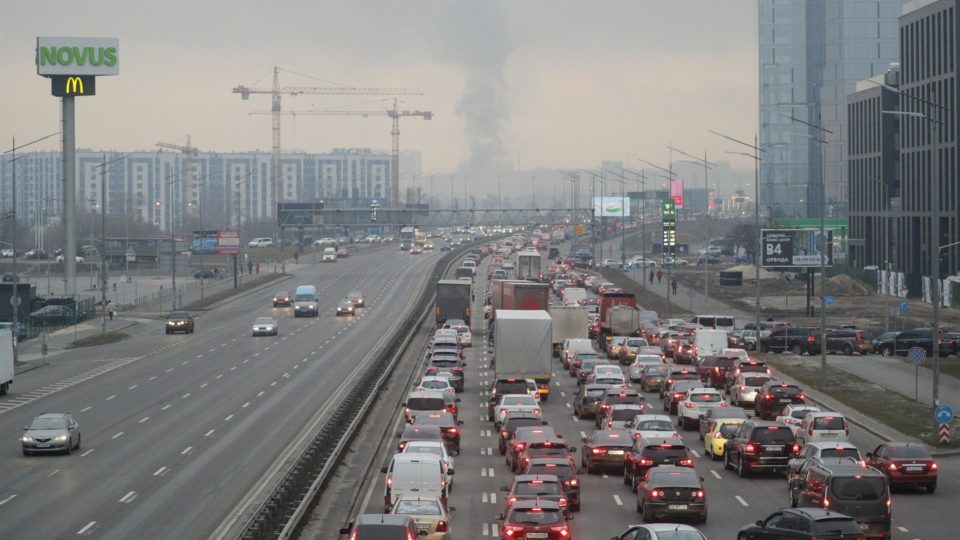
[730,374,773,407]
[247,237,274,248]
[449,324,472,347]
[493,394,541,426]
[628,354,665,380]
[417,376,457,401]
[602,258,623,269]
[251,316,278,336]
[313,238,337,247]
[624,414,680,441]
[677,388,728,430]
[602,404,646,429]
[795,411,850,447]
[775,404,822,435]
[721,348,749,360]
[0,249,12,258]
[401,441,455,490]
[56,255,84,263]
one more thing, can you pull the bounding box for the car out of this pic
[600,404,647,430]
[893,327,957,357]
[24,248,49,260]
[581,429,633,473]
[314,237,337,247]
[575,358,612,386]
[724,420,800,477]
[866,442,938,492]
[662,380,702,414]
[607,336,630,357]
[501,475,570,515]
[623,437,695,490]
[496,499,571,539]
[776,404,823,434]
[673,339,697,364]
[447,324,472,347]
[703,418,746,460]
[795,412,850,447]
[337,247,350,258]
[439,244,450,251]
[193,268,216,279]
[251,316,278,336]
[417,376,457,401]
[410,246,424,255]
[676,388,728,430]
[346,290,364,307]
[755,382,806,420]
[488,378,532,418]
[516,438,577,473]
[338,514,421,539]
[335,298,356,316]
[520,458,582,511]
[787,458,892,538]
[401,440,455,490]
[760,326,819,354]
[499,412,548,455]
[247,237,274,248]
[55,255,84,263]
[567,350,599,374]
[634,465,707,523]
[404,390,455,423]
[729,374,774,407]
[872,331,900,356]
[660,369,699,399]
[609,523,706,540]
[424,242,435,250]
[396,424,444,452]
[272,291,292,307]
[724,359,771,392]
[697,406,748,441]
[412,412,463,455]
[695,355,738,388]
[387,496,452,539]
[506,426,560,472]
[634,365,668,392]
[619,337,651,364]
[589,364,627,386]
[623,414,680,442]
[787,441,863,481]
[21,413,81,455]
[573,383,613,420]
[494,394,541,426]
[165,311,195,334]
[738,507,868,540]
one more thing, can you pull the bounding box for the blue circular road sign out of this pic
[900,300,909,312]
[908,346,926,365]
[825,295,835,306]
[935,405,954,424]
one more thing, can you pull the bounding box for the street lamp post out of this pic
[580,170,601,265]
[639,159,677,306]
[623,168,648,286]
[670,146,718,311]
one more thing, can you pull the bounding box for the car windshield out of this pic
[354,525,408,538]
[643,445,688,461]
[502,396,536,406]
[830,477,886,500]
[820,448,860,459]
[168,311,189,319]
[294,294,314,302]
[526,464,573,479]
[643,366,669,376]
[753,427,795,443]
[690,393,722,403]
[401,427,442,440]
[743,377,771,386]
[718,424,739,438]
[275,292,289,297]
[813,416,845,430]
[769,385,802,396]
[420,381,450,390]
[497,381,529,394]
[254,318,273,324]
[576,353,598,361]
[393,500,442,515]
[404,445,444,458]
[812,519,864,535]
[30,417,66,430]
[430,358,460,368]
[790,409,815,419]
[407,398,445,410]
[648,531,706,540]
[509,508,564,525]
[514,481,562,496]
[889,446,931,459]
[636,420,674,431]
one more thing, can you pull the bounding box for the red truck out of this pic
[491,280,549,321]
[598,292,637,339]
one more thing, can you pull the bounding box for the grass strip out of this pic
[182,273,286,311]
[70,331,128,348]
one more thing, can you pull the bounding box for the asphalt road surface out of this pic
[0,244,445,539]
[357,250,959,540]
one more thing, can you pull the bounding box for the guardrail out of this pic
[230,245,469,539]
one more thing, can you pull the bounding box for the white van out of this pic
[562,287,587,306]
[293,285,319,317]
[321,247,337,262]
[690,314,736,333]
[381,453,449,510]
[562,338,594,368]
[694,329,728,358]
[795,411,850,447]
[247,237,274,248]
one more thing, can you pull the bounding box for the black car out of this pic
[501,474,570,515]
[522,458,582,511]
[499,412,548,455]
[788,458,891,539]
[624,437,694,490]
[595,389,645,428]
[760,326,818,355]
[165,311,195,334]
[193,268,215,279]
[634,465,707,523]
[893,327,957,357]
[724,420,799,476]
[698,406,748,441]
[738,507,868,540]
[425,353,465,391]
[871,331,900,356]
[580,429,632,473]
[412,411,463,455]
[755,381,806,420]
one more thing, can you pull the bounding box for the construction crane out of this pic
[253,99,432,207]
[233,66,421,209]
[156,136,200,227]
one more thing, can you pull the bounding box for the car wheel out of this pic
[737,453,748,477]
[791,344,803,355]
[704,445,712,459]
[641,500,654,522]
[65,441,72,455]
[22,449,30,456]
[745,342,756,351]
[843,343,854,355]
[698,509,707,524]
[75,435,81,450]
[724,451,733,470]
[623,466,631,485]
[928,482,937,494]
[881,346,894,357]
[789,487,798,507]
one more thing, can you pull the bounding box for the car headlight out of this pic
[309,304,316,310]
[55,435,68,442]
[21,435,33,442]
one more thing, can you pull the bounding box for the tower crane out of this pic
[233,67,421,210]
[156,136,201,227]
[252,99,432,207]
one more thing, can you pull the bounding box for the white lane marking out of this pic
[224,415,234,422]
[230,366,237,371]
[46,469,60,478]
[148,376,157,381]
[613,494,623,506]
[209,348,216,353]
[182,393,191,399]
[482,523,490,536]
[112,432,124,439]
[81,449,94,457]
[204,429,215,437]
[181,446,193,455]
[118,491,137,504]
[565,402,572,408]
[254,353,260,357]
[0,494,16,506]
[560,391,566,397]
[602,472,609,479]
[215,374,223,379]
[80,406,92,413]
[710,470,722,480]
[166,368,174,373]
[571,415,578,422]
[139,417,150,423]
[128,384,138,390]
[257,391,265,397]
[579,431,586,439]
[181,360,189,365]
[735,495,750,507]
[490,492,497,504]
[898,527,909,533]
[242,402,250,408]
[106,395,116,401]
[690,449,700,458]
[153,466,168,476]
[77,521,97,535]
[200,383,209,388]
[491,523,499,536]
[487,467,495,477]
[270,381,277,387]
[482,492,489,503]
[482,468,487,477]
[161,404,171,411]
[243,359,249,364]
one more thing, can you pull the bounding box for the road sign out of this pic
[9,295,19,307]
[935,404,954,424]
[761,228,834,268]
[908,346,926,365]
[938,423,951,444]
[825,295,835,306]
[899,300,909,312]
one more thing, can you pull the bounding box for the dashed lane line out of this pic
[76,521,97,535]
[735,495,750,507]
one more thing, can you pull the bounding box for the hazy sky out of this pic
[1,1,759,179]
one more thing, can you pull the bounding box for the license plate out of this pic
[820,433,838,439]
[528,533,548,539]
[35,443,49,448]
[668,504,688,510]
[904,465,923,472]
[608,450,624,455]
[779,398,792,403]
[764,445,783,452]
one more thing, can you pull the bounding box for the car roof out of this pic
[786,507,860,521]
[354,514,414,526]
[510,499,562,510]
[35,412,68,419]
[514,474,560,483]
[806,441,858,450]
[407,390,446,399]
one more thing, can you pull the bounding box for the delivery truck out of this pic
[549,305,589,356]
[561,287,587,306]
[516,252,542,281]
[435,280,472,327]
[598,292,637,338]
[607,304,641,337]
[491,280,549,320]
[0,329,13,395]
[494,310,552,400]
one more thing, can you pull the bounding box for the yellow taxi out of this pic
[704,417,746,460]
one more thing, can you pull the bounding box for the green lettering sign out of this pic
[36,37,119,76]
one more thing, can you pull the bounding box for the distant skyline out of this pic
[1,1,759,186]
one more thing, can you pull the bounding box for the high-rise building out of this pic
[759,0,906,219]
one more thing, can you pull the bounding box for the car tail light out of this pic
[558,497,567,507]
[649,489,665,499]
[500,408,508,415]
[608,421,614,427]
[744,444,756,454]
[514,443,526,451]
[398,442,406,450]
[798,394,806,402]
[426,367,438,373]
[503,525,524,536]
[888,463,898,471]
[386,473,392,487]
[931,462,938,471]
[507,497,517,507]
[592,447,607,455]
[567,478,578,486]
[673,393,684,400]
[764,394,773,400]
[694,490,705,498]
[637,457,654,466]
[435,520,448,533]
[684,402,696,409]
[679,458,693,466]
[549,525,570,537]
[532,409,541,415]
[446,427,459,435]
[807,335,816,342]
[791,443,800,454]
[634,432,642,440]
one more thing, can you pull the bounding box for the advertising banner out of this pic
[192,230,241,255]
[669,178,684,209]
[36,37,119,76]
[761,228,834,268]
[592,196,631,217]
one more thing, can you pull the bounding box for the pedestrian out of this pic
[108,306,115,320]
[294,252,299,263]
[248,260,253,274]
[671,278,678,295]
[255,263,260,275]
[648,269,654,284]
[656,269,663,284]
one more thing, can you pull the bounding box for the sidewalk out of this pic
[830,354,960,407]
[15,315,148,366]
[620,265,755,324]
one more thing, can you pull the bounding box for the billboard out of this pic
[592,196,631,217]
[669,178,684,209]
[192,230,241,255]
[761,228,834,268]
[36,37,119,76]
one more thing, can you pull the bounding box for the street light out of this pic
[579,169,602,264]
[671,146,718,311]
[638,159,678,305]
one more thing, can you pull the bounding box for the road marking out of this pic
[270,381,277,387]
[112,432,124,439]
[898,527,909,532]
[118,491,137,504]
[148,376,157,381]
[166,368,174,373]
[482,468,487,477]
[613,494,623,506]
[482,523,490,536]
[161,404,171,411]
[128,384,138,390]
[0,495,16,506]
[209,348,216,352]
[487,467,495,477]
[735,495,749,507]
[139,417,150,423]
[80,406,92,413]
[257,391,265,397]
[243,359,249,363]
[560,391,566,397]
[224,415,234,422]
[182,393,191,399]
[710,470,722,480]
[215,374,223,379]
[490,492,497,504]
[77,521,97,535]
[46,469,60,478]
[230,366,237,371]
[482,492,489,503]
[204,429,215,437]
[690,449,700,458]
[200,383,208,388]
[153,466,168,476]
[81,449,94,457]
[181,446,193,455]
[106,394,116,401]
[565,402,572,408]
[242,402,250,408]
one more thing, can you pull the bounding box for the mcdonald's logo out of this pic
[50,75,96,97]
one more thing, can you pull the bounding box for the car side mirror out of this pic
[447,469,455,475]
[568,446,577,453]
[380,466,388,473]
[500,486,510,491]
[401,402,407,407]
[495,513,505,521]
[756,520,764,527]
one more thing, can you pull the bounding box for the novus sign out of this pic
[36,37,119,76]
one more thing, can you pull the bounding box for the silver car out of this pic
[251,317,278,336]
[730,374,773,407]
[22,413,81,455]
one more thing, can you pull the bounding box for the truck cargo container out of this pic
[561,287,587,306]
[494,310,552,400]
[491,280,549,320]
[549,305,589,356]
[598,292,637,337]
[435,280,472,327]
[607,304,640,337]
[517,252,542,280]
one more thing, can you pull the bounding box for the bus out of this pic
[399,227,415,251]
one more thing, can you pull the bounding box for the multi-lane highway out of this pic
[0,244,445,539]
[354,246,959,540]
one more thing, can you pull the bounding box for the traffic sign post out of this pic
[938,423,951,444]
[825,295,835,306]
[909,347,926,403]
[935,405,953,445]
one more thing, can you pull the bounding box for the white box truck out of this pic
[494,310,552,400]
[608,305,641,336]
[0,329,13,395]
[549,305,588,356]
[561,287,587,306]
[516,252,542,281]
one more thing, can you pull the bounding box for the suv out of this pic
[755,381,806,420]
[760,326,818,355]
[634,465,707,524]
[823,328,874,355]
[662,380,702,414]
[788,442,863,481]
[595,389,645,427]
[501,474,570,515]
[789,458,891,539]
[521,458,582,511]
[574,383,612,420]
[738,508,871,540]
[488,378,531,418]
[623,437,694,490]
[723,359,771,392]
[695,355,737,388]
[498,412,546,455]
[517,438,576,472]
[506,426,559,472]
[894,328,957,357]
[165,311,195,334]
[724,420,799,476]
[247,237,274,248]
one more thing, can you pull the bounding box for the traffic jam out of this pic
[345,229,939,540]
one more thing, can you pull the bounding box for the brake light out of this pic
[592,447,607,455]
[500,408,508,415]
[764,394,773,400]
[888,463,898,471]
[931,462,938,471]
[558,497,567,507]
[436,520,448,533]
[503,524,524,536]
[798,394,806,402]
[549,525,570,537]
[514,443,526,451]
[807,336,816,342]
[649,489,665,499]
[507,497,517,506]
[684,402,696,408]
[637,457,654,466]
[744,444,756,454]
[791,443,800,453]
[446,427,459,435]
[386,473,392,487]
[694,490,705,498]
[568,478,578,486]
[679,458,693,466]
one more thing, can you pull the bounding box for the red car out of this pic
[497,499,572,539]
[336,247,350,257]
[866,442,938,492]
